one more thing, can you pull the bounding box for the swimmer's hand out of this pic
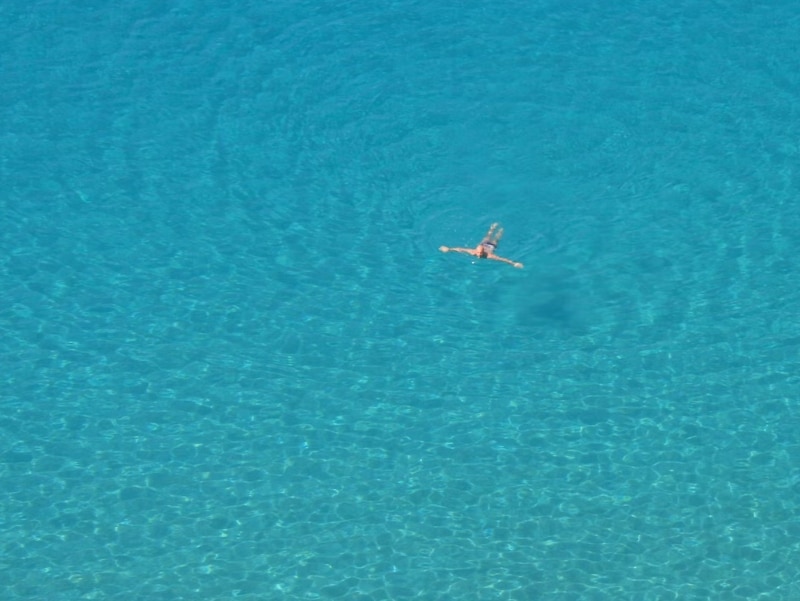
[439,246,449,252]
[514,262,523,269]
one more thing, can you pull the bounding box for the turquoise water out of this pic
[2,0,800,598]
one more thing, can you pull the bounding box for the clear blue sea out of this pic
[3,0,800,599]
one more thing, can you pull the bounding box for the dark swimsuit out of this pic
[479,240,497,258]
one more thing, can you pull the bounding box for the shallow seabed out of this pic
[2,0,800,599]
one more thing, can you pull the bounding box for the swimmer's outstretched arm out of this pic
[489,255,524,268]
[439,246,476,255]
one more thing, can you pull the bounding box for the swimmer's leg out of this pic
[481,223,499,244]
[492,227,504,245]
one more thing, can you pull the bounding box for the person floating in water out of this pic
[439,223,523,268]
